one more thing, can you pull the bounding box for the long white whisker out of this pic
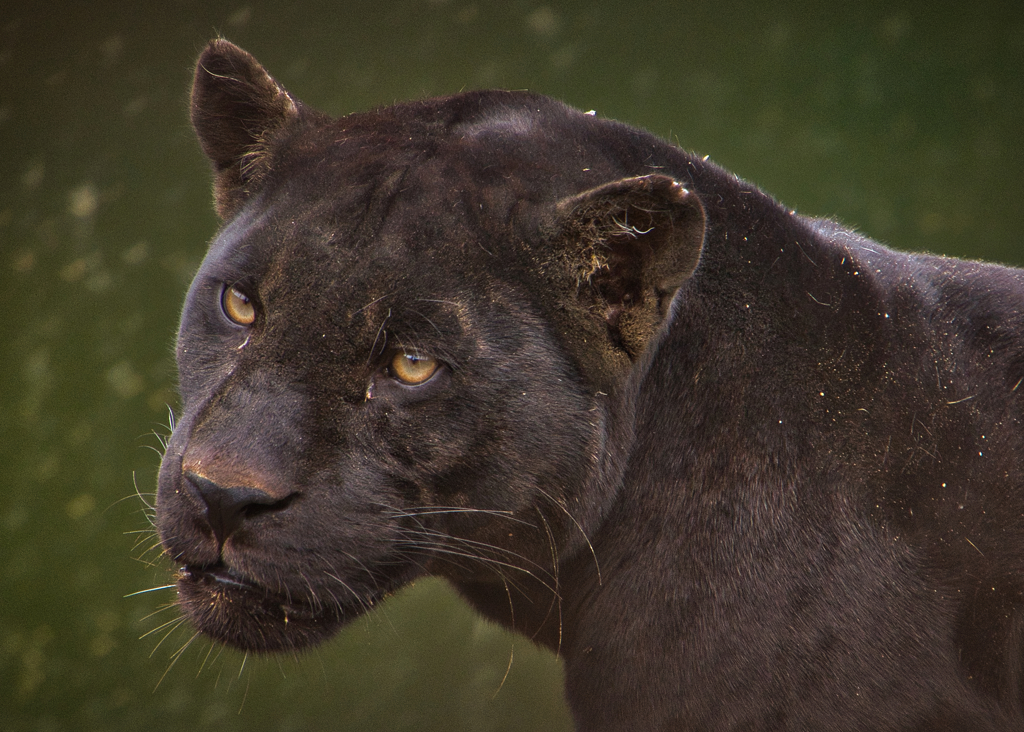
[238,659,253,714]
[536,486,602,585]
[124,584,177,598]
[399,541,552,596]
[142,614,188,642]
[407,527,550,572]
[392,506,537,528]
[534,509,564,654]
[197,643,224,679]
[154,628,200,690]
[146,617,191,671]
[137,603,179,624]
[323,571,374,613]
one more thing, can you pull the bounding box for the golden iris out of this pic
[222,285,255,325]
[390,351,438,385]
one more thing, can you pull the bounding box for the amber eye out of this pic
[389,351,439,385]
[222,285,255,326]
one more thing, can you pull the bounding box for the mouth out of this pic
[185,563,248,588]
[175,563,348,653]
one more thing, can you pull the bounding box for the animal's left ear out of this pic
[554,174,706,358]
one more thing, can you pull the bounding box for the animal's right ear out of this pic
[190,40,300,219]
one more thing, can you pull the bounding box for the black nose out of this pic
[184,471,292,546]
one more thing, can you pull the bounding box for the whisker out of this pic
[367,308,392,365]
[131,552,167,570]
[493,638,514,699]
[330,548,381,593]
[354,291,397,316]
[142,614,188,643]
[323,571,374,614]
[238,659,253,714]
[390,506,536,527]
[129,532,161,553]
[405,307,446,338]
[406,526,549,571]
[197,642,224,679]
[154,628,200,690]
[536,486,602,585]
[124,584,176,598]
[129,535,168,566]
[397,518,561,593]
[138,603,180,624]
[147,618,192,682]
[399,542,550,596]
[168,630,201,662]
[533,509,564,653]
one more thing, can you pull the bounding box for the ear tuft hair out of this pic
[555,175,706,357]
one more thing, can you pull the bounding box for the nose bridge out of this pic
[182,371,306,501]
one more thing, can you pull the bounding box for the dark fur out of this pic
[156,40,1024,730]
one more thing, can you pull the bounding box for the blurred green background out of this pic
[1,1,1022,730]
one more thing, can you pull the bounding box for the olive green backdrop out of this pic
[1,1,1022,730]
